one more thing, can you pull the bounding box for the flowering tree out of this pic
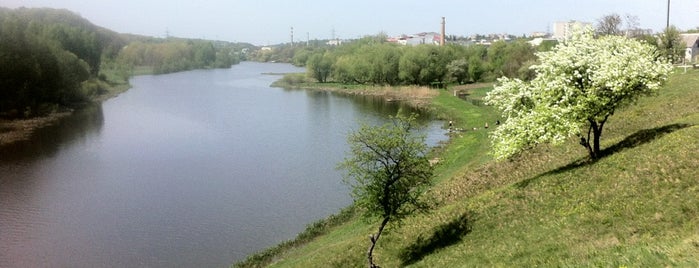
[485,30,673,160]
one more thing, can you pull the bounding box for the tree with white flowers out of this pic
[485,29,673,160]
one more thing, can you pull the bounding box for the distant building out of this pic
[326,39,343,46]
[681,33,699,63]
[552,20,592,40]
[530,31,549,38]
[387,32,441,46]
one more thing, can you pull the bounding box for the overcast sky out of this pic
[3,0,698,45]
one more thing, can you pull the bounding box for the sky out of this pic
[3,0,698,45]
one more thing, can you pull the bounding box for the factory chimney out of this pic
[440,17,446,46]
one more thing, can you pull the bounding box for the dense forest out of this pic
[0,7,252,118]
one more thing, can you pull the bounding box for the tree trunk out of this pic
[591,124,602,159]
[368,216,390,268]
[583,115,608,160]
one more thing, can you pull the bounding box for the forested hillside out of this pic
[0,7,252,118]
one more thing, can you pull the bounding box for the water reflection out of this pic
[303,90,434,122]
[0,104,104,163]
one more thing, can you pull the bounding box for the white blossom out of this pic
[484,29,673,160]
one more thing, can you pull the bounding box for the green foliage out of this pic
[395,45,452,86]
[446,58,469,84]
[636,33,659,47]
[658,26,685,64]
[485,40,537,80]
[291,47,315,66]
[299,37,538,86]
[306,52,333,83]
[485,29,673,160]
[340,114,434,221]
[339,114,434,267]
[0,8,99,116]
[115,39,242,74]
[273,73,309,87]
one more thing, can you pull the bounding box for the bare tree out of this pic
[624,14,641,37]
[596,13,623,36]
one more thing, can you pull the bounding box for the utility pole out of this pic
[666,0,670,29]
[291,27,294,47]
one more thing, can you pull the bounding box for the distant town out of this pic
[264,19,699,64]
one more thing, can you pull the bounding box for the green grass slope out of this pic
[236,70,698,267]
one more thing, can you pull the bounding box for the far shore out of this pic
[271,73,493,110]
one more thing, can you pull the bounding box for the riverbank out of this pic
[0,82,131,147]
[270,72,492,112]
[274,82,438,110]
[0,112,73,146]
[236,71,699,267]
[0,64,219,146]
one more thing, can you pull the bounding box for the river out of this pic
[0,62,446,267]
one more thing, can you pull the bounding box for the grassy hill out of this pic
[236,70,698,267]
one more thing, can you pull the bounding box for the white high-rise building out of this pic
[552,21,592,40]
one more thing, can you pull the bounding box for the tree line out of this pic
[0,7,250,118]
[257,13,689,87]
[1,7,108,116]
[289,35,549,87]
[291,27,683,87]
[112,36,249,76]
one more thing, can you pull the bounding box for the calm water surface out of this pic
[0,62,445,267]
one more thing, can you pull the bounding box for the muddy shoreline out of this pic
[0,84,130,147]
[0,112,72,146]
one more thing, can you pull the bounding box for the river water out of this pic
[0,62,446,267]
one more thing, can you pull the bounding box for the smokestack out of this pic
[440,17,446,46]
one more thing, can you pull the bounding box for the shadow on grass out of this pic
[515,123,692,189]
[399,212,472,266]
[599,123,691,157]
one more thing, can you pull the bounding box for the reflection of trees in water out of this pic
[0,104,104,162]
[352,94,433,123]
[314,90,432,118]
[299,89,435,125]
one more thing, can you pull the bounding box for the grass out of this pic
[234,70,699,267]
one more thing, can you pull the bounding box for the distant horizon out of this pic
[2,0,697,46]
